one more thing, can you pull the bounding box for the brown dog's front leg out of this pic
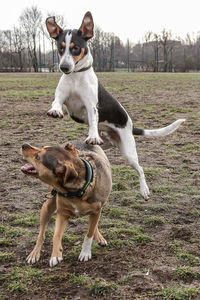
[79,210,101,262]
[49,212,68,267]
[27,193,56,264]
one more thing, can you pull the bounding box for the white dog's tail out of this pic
[133,119,186,137]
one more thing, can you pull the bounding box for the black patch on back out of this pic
[98,82,128,128]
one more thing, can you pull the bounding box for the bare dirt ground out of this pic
[0,72,200,299]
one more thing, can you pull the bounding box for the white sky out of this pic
[1,0,200,44]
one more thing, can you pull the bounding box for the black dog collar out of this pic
[51,158,93,198]
[74,65,92,73]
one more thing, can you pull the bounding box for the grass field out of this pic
[0,72,200,299]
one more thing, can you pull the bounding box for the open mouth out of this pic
[21,163,37,175]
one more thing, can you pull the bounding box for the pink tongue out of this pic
[21,164,36,173]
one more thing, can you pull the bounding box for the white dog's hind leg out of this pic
[118,129,150,200]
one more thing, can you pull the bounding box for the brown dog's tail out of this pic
[133,119,185,137]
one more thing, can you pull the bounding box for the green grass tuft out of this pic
[10,214,39,227]
[178,252,200,266]
[5,266,43,292]
[0,224,29,238]
[174,266,198,281]
[112,182,129,191]
[68,273,91,285]
[144,216,166,227]
[0,251,14,262]
[157,285,198,300]
[89,279,118,296]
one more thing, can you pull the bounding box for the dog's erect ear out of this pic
[63,162,78,184]
[78,11,94,40]
[56,162,78,183]
[64,143,79,155]
[46,16,63,39]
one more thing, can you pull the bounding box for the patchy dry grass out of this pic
[0,72,200,299]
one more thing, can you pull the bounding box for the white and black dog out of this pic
[46,12,185,200]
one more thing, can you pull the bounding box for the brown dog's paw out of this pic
[49,256,63,268]
[26,249,41,264]
[98,239,107,247]
[95,232,107,247]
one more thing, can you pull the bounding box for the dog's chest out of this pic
[71,203,90,217]
[72,204,81,216]
[66,94,88,123]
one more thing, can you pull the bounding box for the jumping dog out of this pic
[21,141,112,266]
[46,12,185,200]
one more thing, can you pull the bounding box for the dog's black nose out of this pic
[22,143,30,150]
[60,66,70,74]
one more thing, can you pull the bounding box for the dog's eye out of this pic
[35,153,40,160]
[71,45,81,56]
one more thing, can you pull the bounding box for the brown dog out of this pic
[21,141,112,267]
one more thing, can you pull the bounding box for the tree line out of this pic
[0,6,200,72]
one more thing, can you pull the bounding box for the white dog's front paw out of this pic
[85,136,103,145]
[49,256,63,268]
[47,108,64,118]
[79,250,92,262]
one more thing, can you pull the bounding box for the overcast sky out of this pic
[1,0,199,43]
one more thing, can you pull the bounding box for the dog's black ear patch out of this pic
[79,11,94,40]
[46,16,63,39]
[42,152,59,175]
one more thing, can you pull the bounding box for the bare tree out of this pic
[20,6,42,72]
[89,26,103,71]
[196,35,200,70]
[12,27,26,71]
[0,30,13,71]
[159,29,173,72]
[0,31,9,70]
[2,7,200,73]
[143,32,152,71]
